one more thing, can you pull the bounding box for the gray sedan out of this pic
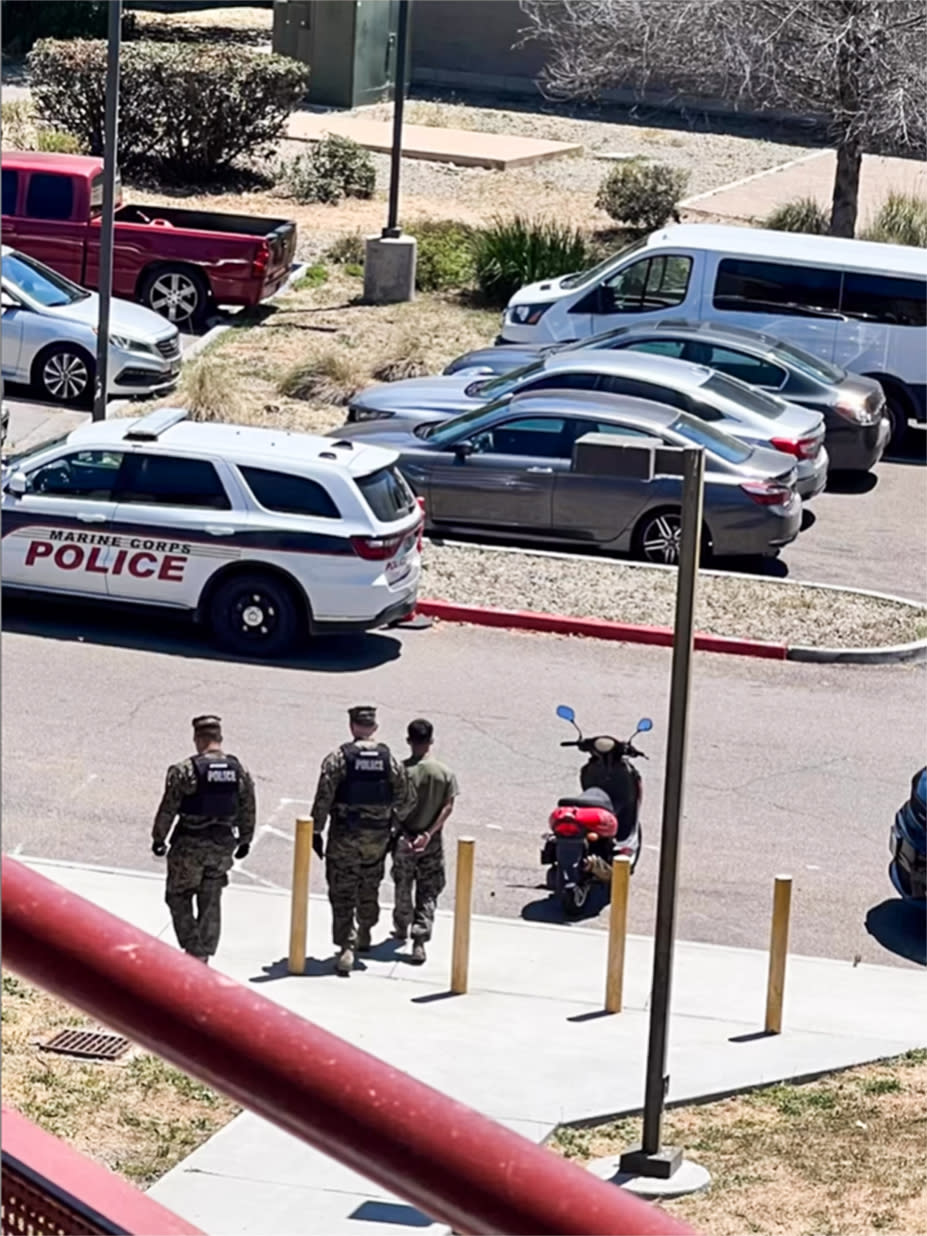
[331,389,804,563]
[346,348,828,500]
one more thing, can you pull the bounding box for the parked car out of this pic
[2,245,181,406]
[890,766,926,903]
[347,349,829,499]
[446,319,889,473]
[1,152,297,329]
[330,388,804,563]
[496,223,926,450]
[1,406,422,656]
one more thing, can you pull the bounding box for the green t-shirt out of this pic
[400,755,459,836]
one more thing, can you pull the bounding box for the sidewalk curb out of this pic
[415,599,927,664]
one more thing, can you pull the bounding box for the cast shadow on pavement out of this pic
[250,938,405,983]
[348,1201,435,1228]
[2,597,405,673]
[864,899,926,967]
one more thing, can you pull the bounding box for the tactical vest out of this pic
[180,753,242,822]
[334,742,392,809]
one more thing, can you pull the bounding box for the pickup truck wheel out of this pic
[140,266,208,329]
[208,572,301,658]
[34,344,95,407]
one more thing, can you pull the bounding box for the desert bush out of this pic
[326,231,366,265]
[29,38,309,176]
[763,196,829,234]
[473,216,589,306]
[278,350,366,405]
[277,135,375,204]
[371,333,429,381]
[595,161,688,230]
[35,128,83,154]
[179,358,245,423]
[861,192,927,247]
[1,100,35,149]
[407,220,477,292]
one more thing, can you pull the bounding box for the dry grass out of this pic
[177,354,248,422]
[1,972,238,1188]
[370,330,430,382]
[278,347,367,405]
[552,1051,927,1236]
[132,5,272,39]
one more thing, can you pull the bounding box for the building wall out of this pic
[410,0,547,95]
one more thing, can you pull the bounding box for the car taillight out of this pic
[770,436,819,460]
[740,480,792,506]
[553,819,583,838]
[251,240,270,279]
[351,533,405,561]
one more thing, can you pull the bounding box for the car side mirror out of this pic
[454,440,474,459]
[6,471,27,496]
[1,291,18,311]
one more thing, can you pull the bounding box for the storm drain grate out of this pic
[40,1029,130,1061]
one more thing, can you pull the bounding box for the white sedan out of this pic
[1,245,181,407]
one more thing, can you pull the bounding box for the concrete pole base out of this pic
[586,1153,711,1200]
[363,234,417,304]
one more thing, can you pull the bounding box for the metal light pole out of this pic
[620,445,705,1180]
[93,0,122,422]
[383,0,411,239]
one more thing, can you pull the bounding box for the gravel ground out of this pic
[420,543,926,649]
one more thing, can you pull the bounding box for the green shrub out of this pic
[473,216,589,306]
[35,128,83,154]
[595,161,688,230]
[326,231,366,265]
[763,196,829,234]
[861,192,927,247]
[28,38,309,176]
[277,135,375,204]
[408,220,477,292]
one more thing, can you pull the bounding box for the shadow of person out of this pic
[249,955,335,982]
[864,899,927,966]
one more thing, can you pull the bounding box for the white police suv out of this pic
[1,407,423,656]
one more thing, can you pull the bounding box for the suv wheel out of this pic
[209,573,301,657]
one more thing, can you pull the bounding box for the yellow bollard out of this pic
[288,817,314,975]
[604,856,632,1013]
[450,837,476,994]
[764,874,793,1034]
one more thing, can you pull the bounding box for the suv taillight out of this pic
[351,533,405,561]
[770,436,819,460]
[741,480,792,506]
[251,240,270,279]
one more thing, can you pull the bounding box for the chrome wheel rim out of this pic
[149,272,199,323]
[43,352,89,401]
[642,514,682,564]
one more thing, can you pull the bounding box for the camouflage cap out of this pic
[348,705,377,726]
[192,714,222,731]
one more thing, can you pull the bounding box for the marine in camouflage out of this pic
[392,840,446,943]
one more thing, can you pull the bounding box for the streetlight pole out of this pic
[620,445,705,1180]
[93,0,122,422]
[383,0,411,239]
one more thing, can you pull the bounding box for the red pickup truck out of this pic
[1,152,298,328]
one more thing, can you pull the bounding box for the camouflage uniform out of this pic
[312,738,414,950]
[153,754,256,960]
[392,755,458,944]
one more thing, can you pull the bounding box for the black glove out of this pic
[234,843,250,861]
[151,841,167,857]
[312,832,325,860]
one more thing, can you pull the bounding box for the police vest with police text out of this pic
[335,743,392,809]
[181,754,242,821]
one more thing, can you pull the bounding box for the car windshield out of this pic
[2,249,90,307]
[770,338,846,384]
[423,398,511,448]
[667,415,753,464]
[467,359,545,399]
[559,237,649,290]
[701,370,787,418]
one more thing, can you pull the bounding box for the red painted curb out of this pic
[416,599,789,660]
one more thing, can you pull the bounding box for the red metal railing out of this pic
[1,1104,204,1235]
[2,858,696,1236]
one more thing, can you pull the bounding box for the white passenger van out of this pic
[499,224,927,445]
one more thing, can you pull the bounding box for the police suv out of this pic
[1,407,423,656]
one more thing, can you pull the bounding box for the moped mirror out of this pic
[556,704,575,723]
[5,471,27,496]
[635,717,653,734]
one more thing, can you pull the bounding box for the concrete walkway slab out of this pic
[287,111,582,170]
[21,857,926,1236]
[682,150,927,225]
[3,405,89,455]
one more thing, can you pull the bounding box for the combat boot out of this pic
[336,946,355,976]
[356,926,372,953]
[410,941,426,965]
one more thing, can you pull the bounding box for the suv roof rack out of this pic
[123,407,189,442]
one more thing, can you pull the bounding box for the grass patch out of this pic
[278,347,367,405]
[764,196,830,234]
[861,192,927,247]
[1,973,238,1188]
[550,1055,927,1235]
[326,230,366,265]
[292,263,329,291]
[175,355,247,422]
[370,330,429,382]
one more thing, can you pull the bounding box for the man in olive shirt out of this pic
[392,718,458,964]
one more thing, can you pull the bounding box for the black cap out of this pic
[348,705,377,726]
[192,714,222,731]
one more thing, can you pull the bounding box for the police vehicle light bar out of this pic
[123,407,189,441]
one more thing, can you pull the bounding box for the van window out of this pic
[2,168,17,216]
[25,172,74,221]
[603,256,692,314]
[840,272,926,328]
[713,258,841,317]
[559,237,647,290]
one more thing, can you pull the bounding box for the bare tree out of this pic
[518,0,927,237]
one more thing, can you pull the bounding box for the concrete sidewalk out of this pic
[22,857,926,1236]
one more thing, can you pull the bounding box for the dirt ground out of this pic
[1,972,239,1187]
[552,1051,927,1236]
